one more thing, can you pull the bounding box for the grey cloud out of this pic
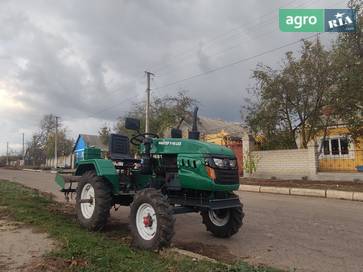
[0,0,347,154]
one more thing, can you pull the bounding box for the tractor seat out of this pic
[109,134,140,163]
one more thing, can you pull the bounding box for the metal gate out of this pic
[225,141,243,176]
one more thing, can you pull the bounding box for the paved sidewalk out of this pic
[240,184,363,202]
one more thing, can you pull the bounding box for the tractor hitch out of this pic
[56,174,81,202]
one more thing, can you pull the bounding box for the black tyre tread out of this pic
[201,196,244,238]
[76,171,112,231]
[129,188,175,250]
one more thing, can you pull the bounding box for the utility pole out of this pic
[22,133,25,161]
[54,116,59,169]
[6,142,9,166]
[145,71,154,134]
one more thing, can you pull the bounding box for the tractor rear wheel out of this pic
[201,204,244,238]
[129,188,175,250]
[76,171,112,231]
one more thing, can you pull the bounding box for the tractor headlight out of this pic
[229,159,237,168]
[206,157,237,169]
[212,158,224,168]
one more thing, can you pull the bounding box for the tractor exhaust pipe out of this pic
[188,106,200,140]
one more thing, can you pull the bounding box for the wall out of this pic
[242,131,318,180]
[250,147,317,180]
[46,155,73,168]
[74,135,86,164]
[242,130,363,180]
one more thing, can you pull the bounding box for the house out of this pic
[315,125,363,172]
[73,134,108,165]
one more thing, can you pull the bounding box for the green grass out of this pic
[0,180,281,272]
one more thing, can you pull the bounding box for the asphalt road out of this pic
[1,168,362,272]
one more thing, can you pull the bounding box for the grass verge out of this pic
[0,180,280,272]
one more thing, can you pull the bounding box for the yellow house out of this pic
[203,130,232,145]
[165,116,243,143]
[316,126,363,172]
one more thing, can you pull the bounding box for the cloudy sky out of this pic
[0,0,348,154]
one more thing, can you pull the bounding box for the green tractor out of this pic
[56,107,244,250]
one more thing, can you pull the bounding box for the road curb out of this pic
[167,248,218,263]
[23,169,42,172]
[239,184,261,192]
[290,188,326,198]
[326,190,353,200]
[239,185,363,202]
[353,192,363,201]
[260,186,290,195]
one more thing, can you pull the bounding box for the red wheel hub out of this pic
[143,214,153,227]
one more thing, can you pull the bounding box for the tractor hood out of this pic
[149,138,234,156]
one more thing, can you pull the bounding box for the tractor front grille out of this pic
[214,168,239,185]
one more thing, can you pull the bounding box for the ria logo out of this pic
[325,9,356,32]
[279,9,356,32]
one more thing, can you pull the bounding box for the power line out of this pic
[154,0,343,77]
[153,33,321,91]
[86,33,322,119]
[152,0,310,74]
[78,0,343,120]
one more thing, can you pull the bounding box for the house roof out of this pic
[198,116,243,136]
[73,134,108,152]
[178,115,243,137]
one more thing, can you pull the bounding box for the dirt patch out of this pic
[173,241,237,263]
[241,177,363,192]
[47,202,75,217]
[21,256,89,272]
[0,217,56,272]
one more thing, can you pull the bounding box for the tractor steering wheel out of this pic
[130,133,159,145]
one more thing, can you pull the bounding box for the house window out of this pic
[320,138,350,156]
[331,139,339,155]
[340,138,349,155]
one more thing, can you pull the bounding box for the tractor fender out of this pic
[75,159,120,194]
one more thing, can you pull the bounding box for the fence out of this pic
[247,145,317,180]
[241,131,363,180]
[45,155,73,168]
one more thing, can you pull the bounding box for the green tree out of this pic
[98,125,111,146]
[26,114,73,165]
[115,91,197,137]
[25,133,46,166]
[244,39,336,149]
[331,0,363,140]
[114,91,197,155]
[45,129,73,158]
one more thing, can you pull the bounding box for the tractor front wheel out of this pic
[129,188,175,250]
[201,205,244,238]
[76,171,112,231]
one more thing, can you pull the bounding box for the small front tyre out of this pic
[129,188,175,250]
[201,204,244,238]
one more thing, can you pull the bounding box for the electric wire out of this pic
[153,33,322,92]
[151,0,301,73]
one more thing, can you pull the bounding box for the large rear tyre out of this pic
[76,171,112,231]
[129,188,175,250]
[201,204,244,238]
